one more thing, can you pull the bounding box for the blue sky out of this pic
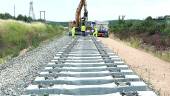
[0,0,170,21]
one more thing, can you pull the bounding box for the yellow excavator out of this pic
[69,0,88,35]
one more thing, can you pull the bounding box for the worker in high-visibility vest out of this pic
[81,25,86,36]
[71,27,76,38]
[93,26,98,37]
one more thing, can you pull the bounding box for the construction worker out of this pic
[81,24,86,36]
[93,26,98,37]
[71,27,76,38]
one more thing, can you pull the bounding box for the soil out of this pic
[98,36,170,96]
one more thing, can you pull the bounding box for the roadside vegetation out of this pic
[0,19,64,64]
[110,16,170,62]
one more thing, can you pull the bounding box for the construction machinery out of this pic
[87,21,109,37]
[69,0,88,35]
[69,0,109,37]
[96,21,109,37]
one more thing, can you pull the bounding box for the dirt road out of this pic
[98,37,170,96]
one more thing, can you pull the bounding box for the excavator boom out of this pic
[75,0,88,27]
[69,0,88,36]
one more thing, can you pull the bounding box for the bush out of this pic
[0,13,13,19]
[110,16,170,51]
[16,15,33,23]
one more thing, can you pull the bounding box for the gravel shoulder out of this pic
[98,37,170,96]
[0,36,72,96]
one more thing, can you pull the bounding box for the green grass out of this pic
[155,51,170,62]
[0,19,64,63]
[0,58,4,64]
[128,37,141,48]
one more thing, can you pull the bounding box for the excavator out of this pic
[69,0,88,35]
[69,0,109,37]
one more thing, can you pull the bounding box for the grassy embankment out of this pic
[109,17,170,62]
[0,19,64,64]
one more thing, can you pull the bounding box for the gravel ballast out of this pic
[0,36,72,96]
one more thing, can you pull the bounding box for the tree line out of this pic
[0,13,33,22]
[0,13,46,23]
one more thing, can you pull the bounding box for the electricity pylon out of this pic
[29,1,35,20]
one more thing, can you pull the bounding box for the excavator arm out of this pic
[75,0,88,27]
[69,0,88,35]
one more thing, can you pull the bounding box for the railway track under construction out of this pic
[22,36,157,96]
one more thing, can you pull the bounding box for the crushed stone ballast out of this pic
[22,36,157,96]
